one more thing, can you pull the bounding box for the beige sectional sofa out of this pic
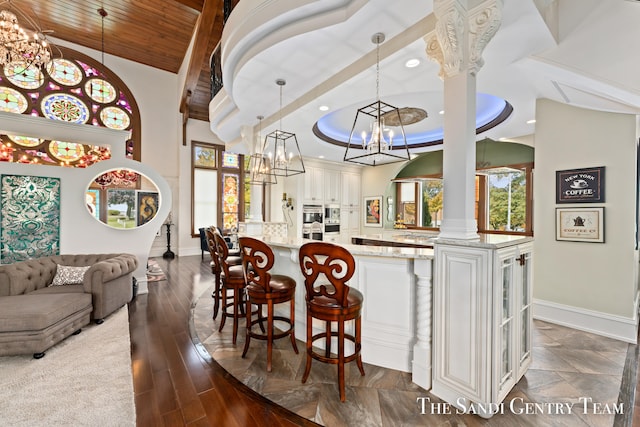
[0,253,138,358]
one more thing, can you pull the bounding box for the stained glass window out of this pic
[193,144,217,168]
[0,47,139,167]
[191,142,246,236]
[41,94,90,124]
[0,134,110,167]
[49,59,83,86]
[222,152,239,168]
[85,78,116,104]
[49,141,85,162]
[222,173,240,230]
[100,106,130,130]
[0,87,28,113]
[4,62,44,89]
[9,135,42,147]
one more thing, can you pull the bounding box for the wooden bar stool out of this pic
[298,241,365,402]
[239,237,298,372]
[214,231,249,344]
[205,227,241,320]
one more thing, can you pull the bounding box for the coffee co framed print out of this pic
[556,207,604,243]
[556,166,605,203]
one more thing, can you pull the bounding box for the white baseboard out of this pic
[533,299,638,344]
[175,247,203,257]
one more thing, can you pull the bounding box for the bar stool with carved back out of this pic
[239,236,298,372]
[205,227,241,320]
[298,241,365,402]
[213,231,250,344]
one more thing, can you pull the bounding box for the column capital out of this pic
[425,0,502,78]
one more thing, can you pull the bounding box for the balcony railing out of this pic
[210,44,223,99]
[211,0,237,99]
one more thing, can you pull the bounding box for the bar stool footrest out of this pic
[308,332,361,365]
[247,316,294,341]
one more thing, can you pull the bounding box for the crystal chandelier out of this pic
[261,79,305,177]
[0,1,53,75]
[247,115,277,185]
[344,33,412,166]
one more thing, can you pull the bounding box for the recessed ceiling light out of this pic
[405,58,420,68]
[319,105,329,111]
[439,110,445,115]
[527,119,536,124]
[498,137,508,141]
[319,155,325,159]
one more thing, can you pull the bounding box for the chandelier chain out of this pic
[101,12,104,64]
[279,83,283,130]
[376,37,380,101]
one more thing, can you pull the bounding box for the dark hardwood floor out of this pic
[128,255,318,426]
[128,254,640,427]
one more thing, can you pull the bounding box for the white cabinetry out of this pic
[303,166,324,203]
[341,205,360,242]
[324,169,341,204]
[432,240,533,418]
[341,171,360,207]
[493,244,532,402]
[298,160,361,241]
[341,171,360,242]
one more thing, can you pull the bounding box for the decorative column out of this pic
[425,0,502,240]
[412,258,433,390]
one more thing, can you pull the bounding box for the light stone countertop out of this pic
[351,232,437,247]
[254,235,435,260]
[353,232,532,249]
[434,233,533,249]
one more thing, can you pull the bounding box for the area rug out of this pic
[0,306,135,426]
[147,258,166,282]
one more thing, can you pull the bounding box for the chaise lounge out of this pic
[0,253,138,358]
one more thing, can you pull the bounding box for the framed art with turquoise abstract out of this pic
[1,174,61,263]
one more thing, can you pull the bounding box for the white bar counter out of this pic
[251,235,434,390]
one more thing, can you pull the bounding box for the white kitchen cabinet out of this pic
[432,239,533,418]
[341,171,360,207]
[340,171,360,242]
[324,169,341,204]
[493,244,532,403]
[340,205,360,243]
[303,166,324,203]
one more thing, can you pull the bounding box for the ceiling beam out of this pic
[172,0,205,12]
[179,0,223,143]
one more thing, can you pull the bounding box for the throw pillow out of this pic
[50,265,91,286]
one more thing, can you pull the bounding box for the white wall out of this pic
[360,162,404,235]
[51,38,183,258]
[533,98,638,341]
[0,114,172,284]
[178,119,227,256]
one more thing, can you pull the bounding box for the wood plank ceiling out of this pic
[8,0,226,122]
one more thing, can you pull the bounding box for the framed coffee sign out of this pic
[556,166,605,203]
[556,207,604,243]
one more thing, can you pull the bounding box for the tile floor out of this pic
[192,286,631,426]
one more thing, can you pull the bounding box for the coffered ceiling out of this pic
[209,0,640,163]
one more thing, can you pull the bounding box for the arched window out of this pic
[0,46,141,167]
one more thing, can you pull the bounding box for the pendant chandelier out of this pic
[344,32,412,166]
[247,115,277,185]
[261,79,305,177]
[0,1,54,77]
